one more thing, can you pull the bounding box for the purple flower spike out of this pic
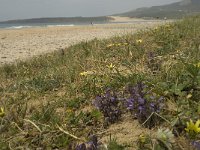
[76,143,86,150]
[150,103,155,107]
[86,141,96,150]
[125,82,165,128]
[76,135,99,150]
[105,88,111,98]
[93,88,122,124]
[138,106,145,113]
[110,96,117,102]
[127,104,133,110]
[149,102,157,112]
[192,141,200,150]
[158,96,164,102]
[127,98,134,110]
[89,135,98,147]
[138,97,145,105]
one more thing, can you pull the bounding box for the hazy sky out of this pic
[0,0,181,21]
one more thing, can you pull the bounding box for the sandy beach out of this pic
[0,19,166,65]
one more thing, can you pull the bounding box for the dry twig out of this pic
[57,124,85,142]
[24,119,42,133]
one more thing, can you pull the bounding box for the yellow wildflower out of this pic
[194,62,200,68]
[186,94,192,99]
[139,134,147,143]
[136,39,143,44]
[116,43,121,46]
[80,71,95,76]
[66,109,73,113]
[107,63,115,70]
[0,107,5,117]
[106,44,115,48]
[185,119,200,133]
[197,62,200,68]
[80,71,88,76]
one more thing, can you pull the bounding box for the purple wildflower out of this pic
[125,82,164,127]
[127,98,134,110]
[76,143,86,150]
[93,89,122,124]
[138,97,145,105]
[76,135,98,150]
[138,106,145,114]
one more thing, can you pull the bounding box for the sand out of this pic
[109,16,150,22]
[0,19,166,65]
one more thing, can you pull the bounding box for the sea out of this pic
[0,22,78,29]
[0,20,163,29]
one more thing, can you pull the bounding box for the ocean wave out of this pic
[5,24,75,29]
[7,26,33,29]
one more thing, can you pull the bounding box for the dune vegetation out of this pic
[0,15,200,149]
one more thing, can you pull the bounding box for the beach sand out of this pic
[0,20,166,65]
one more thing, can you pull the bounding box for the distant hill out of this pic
[0,16,113,24]
[118,0,200,19]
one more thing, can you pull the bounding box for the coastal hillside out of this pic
[0,16,200,149]
[0,16,113,24]
[118,0,200,19]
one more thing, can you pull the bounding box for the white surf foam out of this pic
[8,26,33,29]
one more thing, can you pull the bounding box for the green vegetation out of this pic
[0,15,200,149]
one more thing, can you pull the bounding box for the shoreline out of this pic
[0,20,166,30]
[0,20,167,65]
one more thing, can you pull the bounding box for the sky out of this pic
[0,0,181,21]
